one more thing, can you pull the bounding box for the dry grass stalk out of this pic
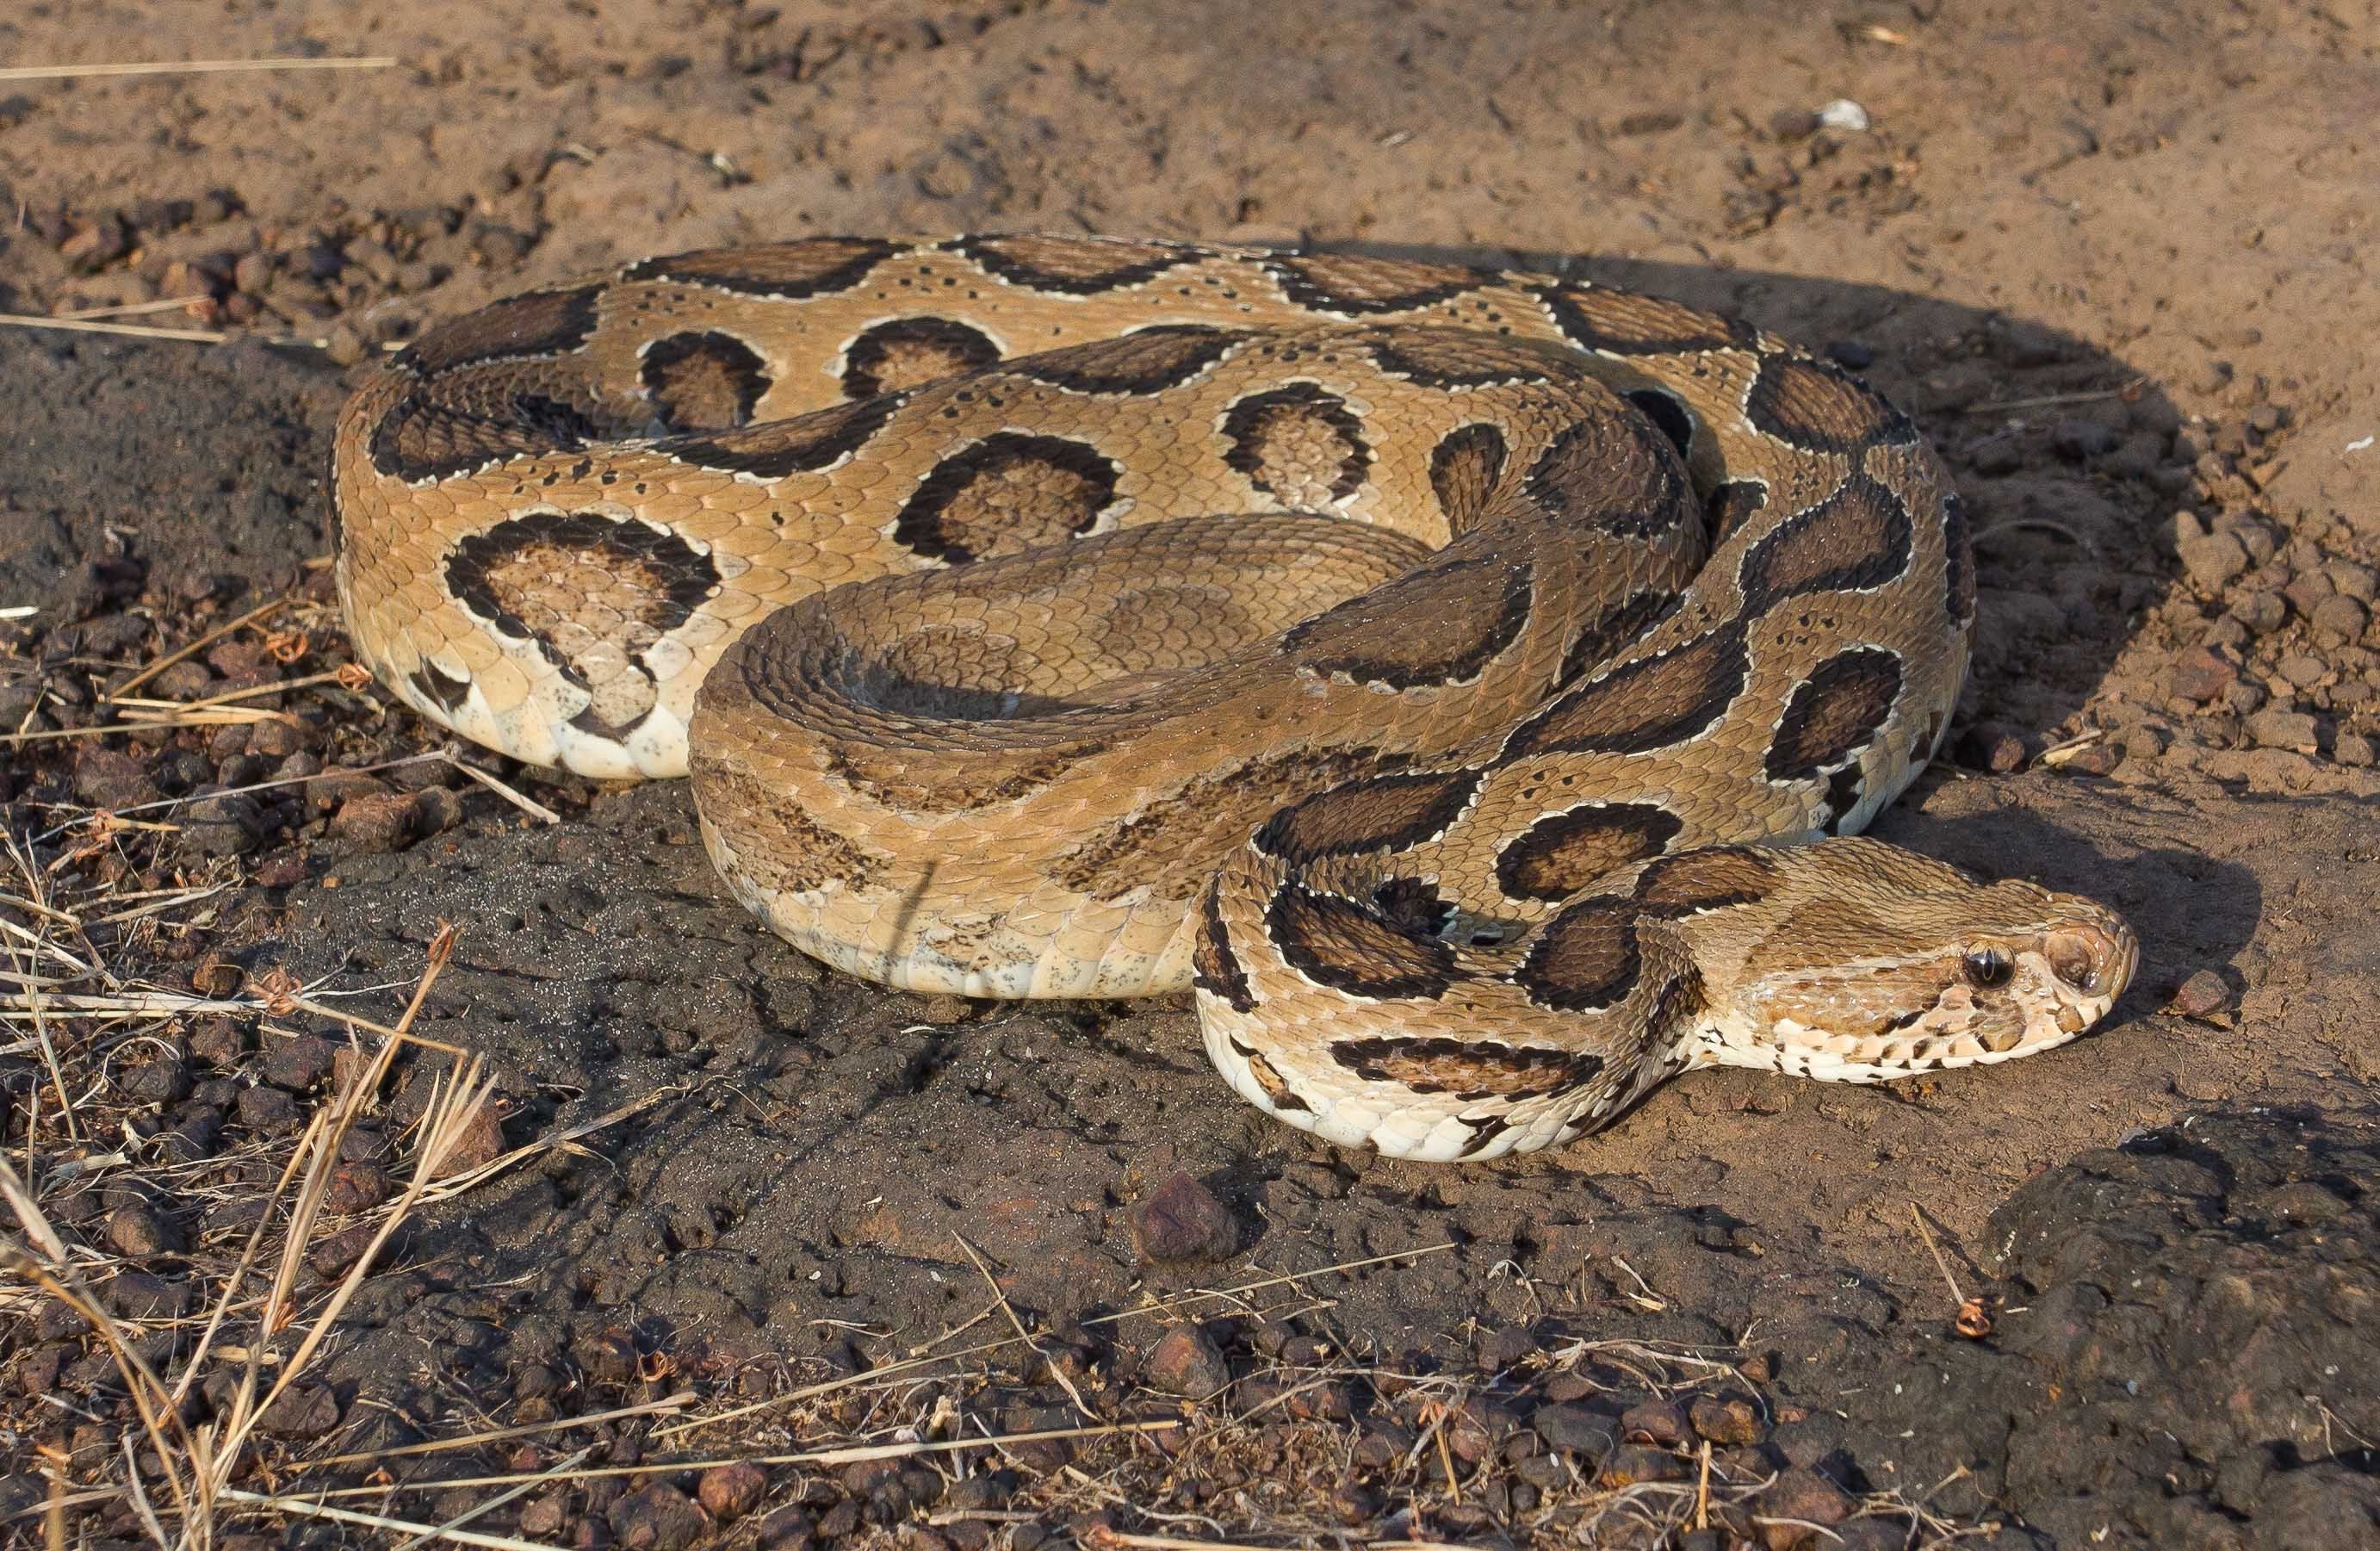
[0,312,230,344]
[213,1491,555,1551]
[654,1240,1460,1442]
[0,56,399,82]
[290,1420,1189,1498]
[105,597,292,701]
[51,296,215,321]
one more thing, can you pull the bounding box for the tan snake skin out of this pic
[334,235,2138,1160]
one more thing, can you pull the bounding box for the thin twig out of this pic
[1961,379,2144,414]
[0,312,229,344]
[391,1445,595,1551]
[954,1229,1095,1421]
[108,595,292,699]
[656,1241,1458,1440]
[215,1491,552,1551]
[50,295,214,321]
[0,56,399,82]
[446,759,561,825]
[296,1422,1186,1498]
[307,1394,696,1471]
[1908,1203,1964,1306]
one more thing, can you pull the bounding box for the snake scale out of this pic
[333,234,2137,1160]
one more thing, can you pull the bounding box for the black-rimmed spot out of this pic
[1007,325,1248,394]
[891,432,1121,563]
[1633,847,1779,917]
[840,317,1001,399]
[1820,766,1866,834]
[1765,647,1904,783]
[1942,492,1975,629]
[672,393,905,480]
[406,660,473,714]
[1329,1035,1604,1100]
[1512,896,1641,1012]
[1428,423,1509,535]
[1192,886,1255,1014]
[1643,966,1708,1052]
[1522,414,1695,540]
[951,233,1197,294]
[1229,1037,1311,1113]
[444,510,720,644]
[1738,473,1914,611]
[1624,389,1697,462]
[1221,382,1373,507]
[1366,330,1561,388]
[1267,884,1456,1001]
[1371,877,1455,938]
[1742,353,1917,454]
[1261,252,1492,316]
[640,331,772,433]
[1707,480,1769,543]
[1284,555,1534,690]
[1503,626,1748,759]
[1533,283,1754,356]
[367,388,606,483]
[1254,767,1484,862]
[394,285,604,376]
[1555,590,1682,687]
[1496,803,1683,903]
[623,238,901,298]
[1455,1114,1515,1158]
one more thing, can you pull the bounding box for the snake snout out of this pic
[2042,915,2139,1003]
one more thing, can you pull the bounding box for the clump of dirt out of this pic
[1833,1104,2380,1549]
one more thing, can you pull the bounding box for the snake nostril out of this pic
[2045,932,2101,992]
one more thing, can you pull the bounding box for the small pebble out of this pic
[608,1481,711,1551]
[2050,418,2119,460]
[2277,653,2328,690]
[232,250,276,295]
[2311,594,2369,645]
[1143,1324,1231,1396]
[2169,970,2234,1019]
[2243,708,2319,752]
[1618,1397,1690,1446]
[2176,530,2248,591]
[105,1202,185,1258]
[258,1383,343,1440]
[1956,721,2032,772]
[263,1033,338,1092]
[1132,1172,1239,1264]
[330,791,420,851]
[236,1085,302,1134]
[2058,742,2123,776]
[152,661,214,699]
[1689,1395,1764,1445]
[121,1055,192,1104]
[322,323,367,367]
[2230,591,2289,635]
[697,1461,768,1522]
[323,1160,391,1214]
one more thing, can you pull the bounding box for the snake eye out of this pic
[1962,948,2013,990]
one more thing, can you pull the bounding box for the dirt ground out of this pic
[3,3,2378,1548]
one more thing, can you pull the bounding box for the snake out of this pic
[332,234,2138,1161]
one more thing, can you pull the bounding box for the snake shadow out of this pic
[1336,238,2187,772]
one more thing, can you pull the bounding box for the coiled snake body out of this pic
[335,235,2135,1160]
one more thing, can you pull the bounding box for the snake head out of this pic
[1699,841,2140,1082]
